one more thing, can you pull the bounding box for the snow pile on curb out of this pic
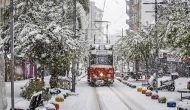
[167,98,176,103]
[45,104,55,109]
[15,100,30,109]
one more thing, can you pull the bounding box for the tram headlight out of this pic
[100,73,103,77]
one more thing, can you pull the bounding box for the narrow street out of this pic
[5,75,186,110]
[2,0,190,110]
[94,86,130,110]
[6,76,134,110]
[4,75,173,110]
[58,77,131,110]
[6,76,130,110]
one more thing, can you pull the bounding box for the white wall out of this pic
[140,0,163,30]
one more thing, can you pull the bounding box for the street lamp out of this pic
[10,0,15,109]
[143,0,159,93]
[72,0,77,92]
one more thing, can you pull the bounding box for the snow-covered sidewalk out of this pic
[114,80,176,110]
[116,76,190,110]
[6,76,99,110]
[5,75,190,110]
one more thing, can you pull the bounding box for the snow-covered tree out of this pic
[115,1,190,77]
[149,1,190,59]
[0,0,90,88]
[114,28,156,76]
[1,0,89,65]
[114,30,148,79]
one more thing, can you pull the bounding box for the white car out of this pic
[177,102,190,110]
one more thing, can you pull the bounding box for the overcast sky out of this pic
[90,0,129,44]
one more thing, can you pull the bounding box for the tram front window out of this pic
[90,55,113,65]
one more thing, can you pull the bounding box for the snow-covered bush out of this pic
[45,103,56,109]
[20,81,51,101]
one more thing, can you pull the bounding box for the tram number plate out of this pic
[96,51,107,55]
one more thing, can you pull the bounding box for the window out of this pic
[90,55,113,65]
[132,14,137,23]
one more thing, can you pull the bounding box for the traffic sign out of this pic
[167,53,175,61]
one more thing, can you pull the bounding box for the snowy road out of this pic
[6,76,182,110]
[111,82,147,110]
[59,81,99,110]
[94,86,130,110]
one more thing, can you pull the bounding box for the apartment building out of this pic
[0,0,10,26]
[0,0,21,26]
[126,0,190,73]
[127,0,190,32]
[126,0,140,31]
[126,0,164,32]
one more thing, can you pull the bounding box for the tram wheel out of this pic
[89,82,95,87]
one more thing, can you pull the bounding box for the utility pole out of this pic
[121,28,124,73]
[116,28,124,73]
[0,0,2,26]
[154,0,159,93]
[72,0,76,92]
[122,28,123,37]
[10,0,14,109]
[106,24,108,43]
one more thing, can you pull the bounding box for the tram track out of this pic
[108,86,133,110]
[112,82,147,110]
[94,85,133,110]
[94,87,105,110]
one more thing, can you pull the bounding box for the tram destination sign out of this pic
[91,50,112,55]
[96,50,107,55]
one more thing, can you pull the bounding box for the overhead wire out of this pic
[103,0,107,12]
[92,0,108,36]
[92,0,108,43]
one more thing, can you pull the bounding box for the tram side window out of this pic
[108,55,113,64]
[90,55,96,65]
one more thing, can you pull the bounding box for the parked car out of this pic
[177,103,190,110]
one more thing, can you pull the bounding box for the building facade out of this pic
[126,0,140,32]
[86,1,104,44]
[126,0,164,32]
[126,0,190,74]
[0,0,20,26]
[0,0,13,26]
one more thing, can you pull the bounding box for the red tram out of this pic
[87,44,114,86]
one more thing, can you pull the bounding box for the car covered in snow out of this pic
[171,72,179,80]
[114,70,121,77]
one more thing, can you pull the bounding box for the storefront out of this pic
[22,58,34,79]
